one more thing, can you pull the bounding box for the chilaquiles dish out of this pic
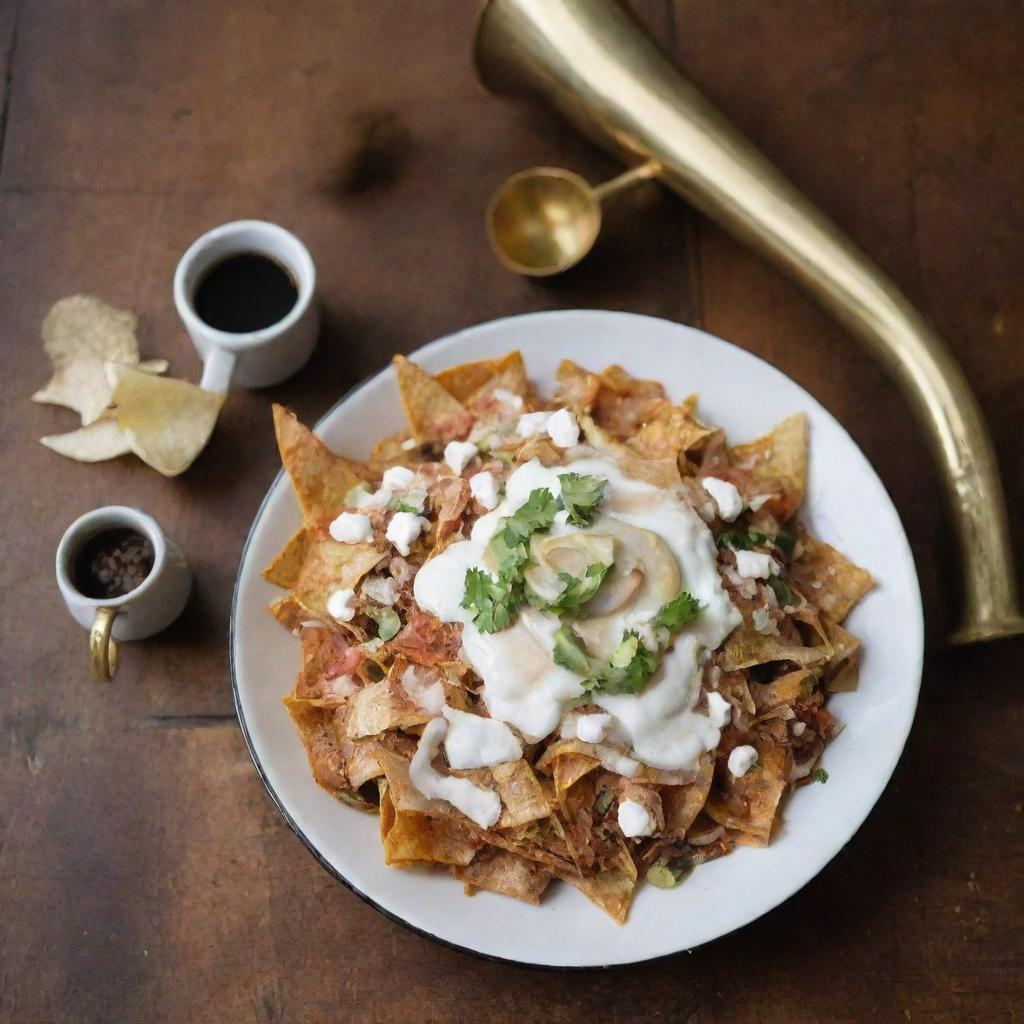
[265,352,873,922]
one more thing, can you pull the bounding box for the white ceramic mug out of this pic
[174,220,319,394]
[56,506,193,680]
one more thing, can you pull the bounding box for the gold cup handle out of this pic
[89,607,121,681]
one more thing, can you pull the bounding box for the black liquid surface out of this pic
[193,253,298,333]
[72,528,155,600]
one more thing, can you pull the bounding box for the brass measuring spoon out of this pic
[486,160,660,276]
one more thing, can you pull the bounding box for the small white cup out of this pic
[174,219,319,394]
[56,506,193,680]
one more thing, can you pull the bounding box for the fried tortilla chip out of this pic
[379,783,479,866]
[555,866,636,924]
[662,754,714,837]
[108,364,224,476]
[295,626,364,702]
[822,619,861,692]
[272,404,366,524]
[628,399,717,461]
[592,365,669,440]
[789,531,874,622]
[452,846,552,904]
[40,415,131,462]
[291,532,382,619]
[345,678,435,738]
[435,357,506,403]
[393,354,473,443]
[707,739,792,846]
[750,669,815,713]
[263,527,312,589]
[490,759,550,829]
[554,359,601,413]
[728,413,808,522]
[284,694,349,791]
[465,351,529,409]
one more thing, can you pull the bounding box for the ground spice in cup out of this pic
[72,529,155,600]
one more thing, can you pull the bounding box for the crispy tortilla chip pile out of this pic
[266,353,872,923]
[34,295,224,476]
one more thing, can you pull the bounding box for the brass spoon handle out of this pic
[90,607,120,681]
[591,160,660,203]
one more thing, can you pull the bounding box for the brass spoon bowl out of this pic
[486,161,659,276]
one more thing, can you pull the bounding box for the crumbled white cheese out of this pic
[705,691,732,728]
[791,721,806,737]
[575,712,612,744]
[386,511,429,556]
[734,550,779,579]
[381,466,416,492]
[516,411,552,438]
[493,387,524,410]
[401,438,419,451]
[442,705,523,769]
[617,799,655,838]
[326,588,357,622]
[361,574,398,606]
[702,477,743,521]
[444,440,478,475]
[546,408,580,448]
[327,674,359,698]
[328,511,373,544]
[752,605,779,635]
[727,744,758,777]
[469,470,500,511]
[400,665,445,714]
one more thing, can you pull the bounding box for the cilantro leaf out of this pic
[811,768,829,784]
[557,473,607,527]
[766,576,795,607]
[591,631,658,696]
[651,590,703,631]
[460,567,522,634]
[773,529,796,556]
[386,497,419,514]
[504,488,559,538]
[535,562,612,618]
[716,529,773,551]
[552,626,592,676]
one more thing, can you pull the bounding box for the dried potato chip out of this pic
[393,354,473,443]
[40,415,131,462]
[108,364,224,477]
[272,404,365,524]
[42,295,139,365]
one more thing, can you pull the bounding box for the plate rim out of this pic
[230,308,924,969]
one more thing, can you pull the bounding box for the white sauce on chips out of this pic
[409,718,501,828]
[413,456,741,769]
[442,705,522,769]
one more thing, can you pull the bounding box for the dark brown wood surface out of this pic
[2,2,1021,1021]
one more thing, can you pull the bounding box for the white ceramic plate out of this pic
[231,310,922,968]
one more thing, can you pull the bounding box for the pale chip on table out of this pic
[107,363,225,477]
[40,415,132,462]
[265,350,874,923]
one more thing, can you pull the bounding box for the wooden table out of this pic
[2,3,1021,1020]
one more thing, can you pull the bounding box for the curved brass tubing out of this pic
[474,0,1023,645]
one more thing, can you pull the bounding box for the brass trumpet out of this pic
[474,0,1023,645]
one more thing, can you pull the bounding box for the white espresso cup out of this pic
[56,506,193,680]
[174,219,319,394]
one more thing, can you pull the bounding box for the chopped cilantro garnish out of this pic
[552,626,592,677]
[811,768,829,784]
[773,529,796,556]
[591,631,658,696]
[505,487,560,537]
[557,472,606,527]
[651,590,703,631]
[766,576,795,607]
[367,605,401,641]
[716,529,773,550]
[386,497,419,514]
[534,562,612,618]
[460,567,522,634]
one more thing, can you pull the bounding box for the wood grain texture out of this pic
[0,2,1020,1022]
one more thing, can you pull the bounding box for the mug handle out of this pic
[90,607,121,681]
[199,346,237,394]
